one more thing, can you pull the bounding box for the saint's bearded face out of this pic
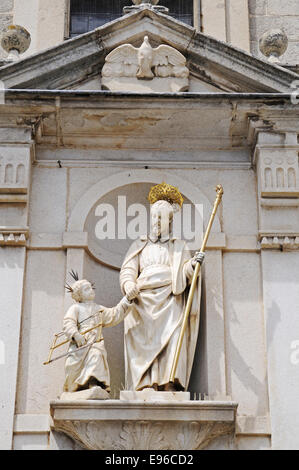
[150,201,173,238]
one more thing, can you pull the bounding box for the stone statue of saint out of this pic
[120,183,204,392]
[61,274,133,399]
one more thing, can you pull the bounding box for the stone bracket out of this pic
[50,400,237,450]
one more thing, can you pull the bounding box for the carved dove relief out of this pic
[102,36,189,84]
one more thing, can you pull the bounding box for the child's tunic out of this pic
[63,297,130,392]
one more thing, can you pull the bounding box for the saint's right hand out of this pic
[73,332,86,348]
[125,281,140,301]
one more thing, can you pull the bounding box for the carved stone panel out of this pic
[0,148,31,194]
[257,148,299,198]
[101,36,189,93]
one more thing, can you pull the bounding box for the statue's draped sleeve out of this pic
[101,297,131,327]
[63,298,131,342]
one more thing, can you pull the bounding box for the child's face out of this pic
[80,282,95,302]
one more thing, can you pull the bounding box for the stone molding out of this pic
[50,400,237,450]
[27,233,266,254]
[260,235,299,251]
[0,229,27,246]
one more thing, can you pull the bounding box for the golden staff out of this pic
[169,184,224,384]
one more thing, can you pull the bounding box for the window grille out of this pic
[163,0,194,26]
[70,0,194,38]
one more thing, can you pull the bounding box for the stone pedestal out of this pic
[50,400,238,450]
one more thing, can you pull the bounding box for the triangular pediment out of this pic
[0,7,297,93]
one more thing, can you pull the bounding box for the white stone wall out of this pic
[249,0,299,64]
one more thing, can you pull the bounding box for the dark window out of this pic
[163,0,194,26]
[70,1,130,37]
[70,0,194,38]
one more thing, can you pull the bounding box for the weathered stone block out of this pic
[284,41,299,64]
[248,0,267,15]
[267,0,298,16]
[0,1,13,14]
[201,0,226,42]
[250,15,299,41]
[0,13,12,58]
[0,14,12,30]
[250,40,259,56]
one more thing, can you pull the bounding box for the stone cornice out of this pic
[2,89,298,100]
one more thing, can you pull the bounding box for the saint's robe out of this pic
[120,236,201,391]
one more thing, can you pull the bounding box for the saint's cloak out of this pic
[120,236,201,391]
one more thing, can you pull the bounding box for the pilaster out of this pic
[251,120,299,449]
[0,129,34,449]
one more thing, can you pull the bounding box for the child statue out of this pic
[60,272,134,400]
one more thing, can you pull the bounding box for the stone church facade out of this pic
[0,0,299,451]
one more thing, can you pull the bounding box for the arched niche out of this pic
[65,170,226,398]
[67,169,221,269]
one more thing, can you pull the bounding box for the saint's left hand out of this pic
[192,251,205,267]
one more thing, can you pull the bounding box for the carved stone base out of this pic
[102,76,189,93]
[50,400,238,450]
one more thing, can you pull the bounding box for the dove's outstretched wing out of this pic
[102,44,139,78]
[105,44,139,65]
[152,45,189,79]
[152,45,187,67]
